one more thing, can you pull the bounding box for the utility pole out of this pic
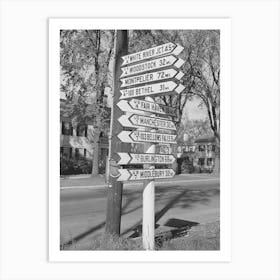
[105,30,128,235]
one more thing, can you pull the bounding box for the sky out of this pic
[183,97,207,122]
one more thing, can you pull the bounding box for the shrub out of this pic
[60,155,92,175]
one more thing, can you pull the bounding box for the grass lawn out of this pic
[158,220,220,250]
[61,221,220,251]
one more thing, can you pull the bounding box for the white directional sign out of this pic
[117,153,176,165]
[117,99,177,117]
[120,69,184,88]
[121,55,185,78]
[118,130,176,144]
[118,113,176,131]
[117,168,175,181]
[120,80,185,99]
[122,42,184,66]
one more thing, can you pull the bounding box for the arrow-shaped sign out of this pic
[117,153,176,165]
[120,69,184,88]
[118,130,176,144]
[120,80,185,99]
[117,168,175,181]
[117,99,177,117]
[122,42,184,66]
[121,55,185,78]
[118,113,176,131]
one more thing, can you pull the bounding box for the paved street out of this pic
[60,174,219,249]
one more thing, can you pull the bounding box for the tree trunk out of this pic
[91,133,100,176]
[213,137,220,174]
[105,30,128,235]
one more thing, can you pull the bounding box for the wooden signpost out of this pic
[108,39,184,250]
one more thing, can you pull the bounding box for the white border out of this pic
[49,18,231,262]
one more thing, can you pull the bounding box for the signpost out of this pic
[118,113,176,131]
[117,99,177,117]
[121,55,185,78]
[120,69,184,88]
[121,42,184,66]
[120,80,185,99]
[117,168,175,181]
[108,39,184,250]
[117,152,176,165]
[117,130,176,144]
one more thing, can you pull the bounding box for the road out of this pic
[60,174,220,249]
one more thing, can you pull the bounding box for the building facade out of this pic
[60,96,109,175]
[177,135,217,173]
[193,135,217,172]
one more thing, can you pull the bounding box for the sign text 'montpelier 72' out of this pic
[120,69,184,88]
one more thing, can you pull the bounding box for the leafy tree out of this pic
[128,30,220,142]
[60,30,114,175]
[178,119,212,144]
[185,30,220,142]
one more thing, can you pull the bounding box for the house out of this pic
[176,135,218,174]
[193,135,217,172]
[60,93,109,174]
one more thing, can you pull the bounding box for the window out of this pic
[84,149,87,158]
[62,122,73,136]
[76,125,88,137]
[75,148,80,159]
[75,148,85,159]
[207,158,213,166]
[198,158,205,166]
[208,145,216,152]
[61,147,72,158]
[85,126,88,137]
[198,145,205,152]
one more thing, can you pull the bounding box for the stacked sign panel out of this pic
[116,42,185,181]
